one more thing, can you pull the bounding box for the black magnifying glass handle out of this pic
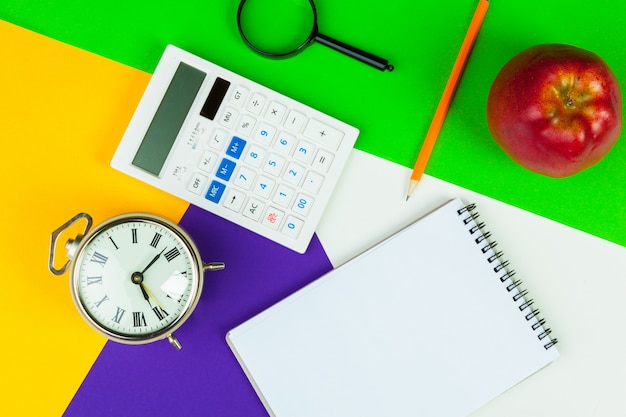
[314,32,394,72]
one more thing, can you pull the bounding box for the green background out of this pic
[2,0,625,245]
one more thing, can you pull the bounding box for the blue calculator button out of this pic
[216,158,236,181]
[226,136,247,159]
[205,180,226,203]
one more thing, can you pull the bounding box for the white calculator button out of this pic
[255,122,276,146]
[247,93,266,115]
[223,188,246,213]
[273,184,295,208]
[219,107,239,129]
[207,128,228,151]
[273,131,296,155]
[244,145,267,168]
[292,193,314,217]
[253,175,276,199]
[282,215,304,239]
[312,149,334,173]
[302,171,324,194]
[283,162,305,186]
[263,154,286,177]
[303,119,343,151]
[198,151,219,174]
[284,110,306,132]
[237,114,256,136]
[293,140,315,164]
[242,198,265,221]
[262,206,285,230]
[230,85,250,107]
[266,101,287,124]
[234,165,256,190]
[188,172,208,195]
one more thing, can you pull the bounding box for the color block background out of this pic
[1,0,625,416]
[2,0,625,243]
[0,20,188,416]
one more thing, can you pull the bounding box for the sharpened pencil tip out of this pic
[406,180,419,201]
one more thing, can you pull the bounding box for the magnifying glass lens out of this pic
[238,0,315,56]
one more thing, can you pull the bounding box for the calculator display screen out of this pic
[132,62,206,176]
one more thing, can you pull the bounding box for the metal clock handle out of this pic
[48,213,93,276]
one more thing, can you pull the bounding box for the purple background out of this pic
[63,205,333,416]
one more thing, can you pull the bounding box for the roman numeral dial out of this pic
[164,248,180,262]
[71,215,205,347]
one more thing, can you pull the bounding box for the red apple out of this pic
[486,44,622,177]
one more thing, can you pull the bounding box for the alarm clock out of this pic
[48,212,224,349]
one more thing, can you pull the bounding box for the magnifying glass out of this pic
[237,0,394,72]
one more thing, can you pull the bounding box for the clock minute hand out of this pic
[140,247,166,274]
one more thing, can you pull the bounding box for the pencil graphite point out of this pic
[406,179,419,201]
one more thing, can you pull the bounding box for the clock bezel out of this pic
[68,213,205,345]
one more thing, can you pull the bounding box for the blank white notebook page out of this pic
[226,198,559,417]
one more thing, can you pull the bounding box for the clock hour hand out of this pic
[139,282,152,307]
[140,247,166,274]
[141,282,168,316]
[131,272,155,308]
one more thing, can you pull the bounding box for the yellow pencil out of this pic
[406,0,489,200]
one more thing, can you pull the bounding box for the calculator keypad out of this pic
[185,85,342,242]
[112,46,359,253]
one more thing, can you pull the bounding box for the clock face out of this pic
[71,215,202,343]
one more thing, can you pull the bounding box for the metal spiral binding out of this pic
[457,203,558,350]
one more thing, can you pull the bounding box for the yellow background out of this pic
[0,20,188,415]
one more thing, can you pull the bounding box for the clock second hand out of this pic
[138,282,153,307]
[133,272,167,312]
[133,275,168,314]
[140,282,168,314]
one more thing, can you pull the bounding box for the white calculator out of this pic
[111,45,359,253]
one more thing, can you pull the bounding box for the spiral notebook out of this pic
[226,198,559,417]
